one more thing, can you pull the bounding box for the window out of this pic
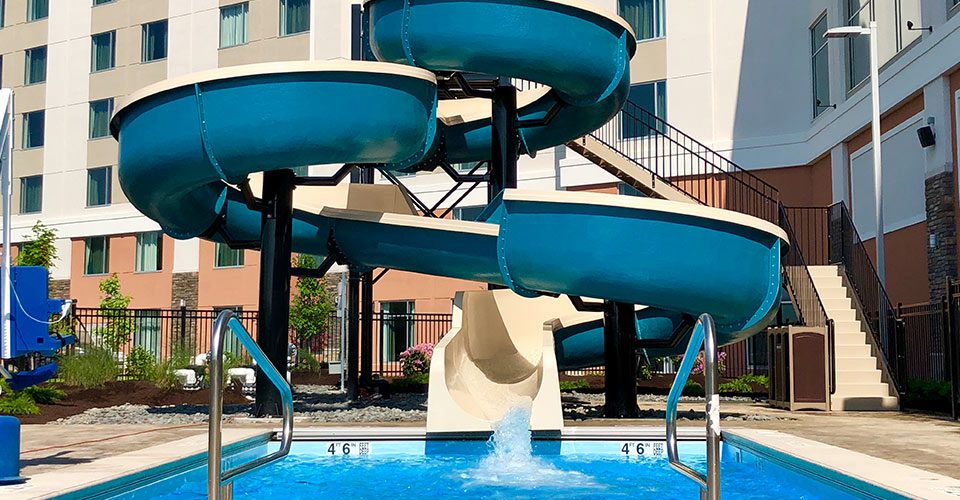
[141,20,168,62]
[214,243,244,268]
[380,301,414,362]
[291,166,309,176]
[91,31,115,72]
[618,183,644,197]
[220,3,248,48]
[452,206,484,221]
[1,0,5,28]
[22,111,44,149]
[622,80,666,139]
[84,236,109,275]
[134,310,162,359]
[24,46,46,85]
[93,0,114,5]
[135,231,162,272]
[86,166,112,207]
[27,0,47,21]
[619,0,663,41]
[280,0,310,36]
[19,175,42,214]
[89,99,113,139]
[811,13,831,117]
[845,0,870,89]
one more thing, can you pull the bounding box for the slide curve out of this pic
[110,0,785,430]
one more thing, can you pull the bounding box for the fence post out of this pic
[947,279,959,420]
[179,300,187,347]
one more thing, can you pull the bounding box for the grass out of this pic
[57,345,121,388]
[391,373,429,393]
[559,379,590,391]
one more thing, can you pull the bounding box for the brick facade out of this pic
[925,171,958,301]
[49,279,70,301]
[171,272,200,309]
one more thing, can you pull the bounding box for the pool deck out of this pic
[5,402,960,499]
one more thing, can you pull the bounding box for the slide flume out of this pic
[111,0,785,430]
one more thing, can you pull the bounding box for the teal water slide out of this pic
[110,0,785,368]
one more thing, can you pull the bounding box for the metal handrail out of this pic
[666,313,720,500]
[209,310,294,500]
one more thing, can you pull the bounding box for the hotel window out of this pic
[141,20,168,62]
[19,175,42,214]
[811,13,831,117]
[84,236,109,275]
[22,111,44,149]
[91,31,115,72]
[24,46,46,85]
[27,0,47,21]
[452,206,485,221]
[93,0,114,5]
[280,0,310,36]
[220,3,249,48]
[135,231,163,272]
[291,165,309,176]
[214,243,244,268]
[87,166,112,207]
[89,99,113,139]
[380,301,415,362]
[622,80,666,139]
[845,0,870,89]
[952,0,960,10]
[1,0,5,28]
[618,183,644,197]
[618,0,663,41]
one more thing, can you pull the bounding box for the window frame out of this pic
[89,98,114,139]
[810,12,831,118]
[19,175,42,214]
[90,31,116,73]
[21,110,44,149]
[83,236,109,276]
[141,19,169,63]
[844,0,870,90]
[280,0,310,36]
[24,45,47,85]
[135,231,163,273]
[93,0,115,6]
[86,166,113,207]
[214,242,245,268]
[618,0,665,42]
[26,0,47,22]
[622,79,667,139]
[219,2,250,48]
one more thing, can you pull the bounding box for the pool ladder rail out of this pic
[208,310,294,500]
[666,313,721,500]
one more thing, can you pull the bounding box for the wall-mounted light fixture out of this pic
[917,117,936,148]
[906,21,933,33]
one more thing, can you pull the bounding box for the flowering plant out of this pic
[677,351,727,375]
[399,343,434,376]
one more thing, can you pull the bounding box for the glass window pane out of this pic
[280,0,310,36]
[94,0,114,5]
[619,0,663,41]
[452,206,484,221]
[380,301,414,362]
[19,175,42,214]
[84,237,108,275]
[136,232,162,272]
[142,20,168,62]
[27,0,47,21]
[220,3,248,48]
[214,243,244,267]
[87,167,112,207]
[1,0,6,28]
[89,98,113,139]
[22,111,44,148]
[622,81,665,139]
[25,46,46,84]
[91,32,115,72]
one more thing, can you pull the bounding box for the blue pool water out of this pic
[104,409,864,500]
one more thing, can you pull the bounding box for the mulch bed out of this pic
[15,381,249,425]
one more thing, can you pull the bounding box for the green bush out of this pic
[718,379,753,394]
[903,379,952,412]
[737,374,769,388]
[295,349,323,373]
[23,385,66,404]
[638,364,653,381]
[58,346,120,388]
[682,380,704,397]
[127,346,157,381]
[151,344,196,390]
[0,392,40,415]
[559,379,589,391]
[391,373,429,393]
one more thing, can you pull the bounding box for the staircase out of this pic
[808,266,899,410]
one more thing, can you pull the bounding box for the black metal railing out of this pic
[370,312,452,377]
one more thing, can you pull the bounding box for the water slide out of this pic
[110,0,785,431]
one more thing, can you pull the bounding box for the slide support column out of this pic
[346,268,361,400]
[255,169,295,417]
[603,301,639,418]
[360,167,375,386]
[488,80,518,199]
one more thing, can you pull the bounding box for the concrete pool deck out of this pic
[6,402,960,498]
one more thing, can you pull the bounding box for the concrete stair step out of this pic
[810,275,843,288]
[833,320,866,334]
[825,309,857,321]
[833,383,893,398]
[835,369,882,384]
[822,297,852,310]
[834,357,878,371]
[830,395,899,411]
[816,287,850,299]
[835,344,872,357]
[807,266,840,278]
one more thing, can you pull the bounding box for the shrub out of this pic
[295,349,323,373]
[559,379,589,391]
[638,363,653,381]
[903,379,952,412]
[58,345,120,388]
[737,374,769,389]
[391,373,429,393]
[682,380,704,397]
[23,385,66,404]
[151,344,197,390]
[399,343,434,376]
[718,379,753,394]
[679,351,727,376]
[15,222,58,269]
[127,346,157,381]
[0,392,40,415]
[290,254,335,346]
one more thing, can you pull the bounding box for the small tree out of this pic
[289,254,335,348]
[98,274,135,352]
[15,221,58,269]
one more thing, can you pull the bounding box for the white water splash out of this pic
[460,403,599,490]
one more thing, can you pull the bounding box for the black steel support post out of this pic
[602,301,639,418]
[360,167,375,386]
[254,169,295,417]
[346,268,361,401]
[488,80,518,200]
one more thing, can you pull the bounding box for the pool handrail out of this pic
[208,309,294,499]
[665,313,720,500]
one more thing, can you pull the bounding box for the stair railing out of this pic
[209,310,294,500]
[666,313,720,500]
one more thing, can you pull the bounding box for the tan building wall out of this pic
[69,234,175,308]
[197,240,261,311]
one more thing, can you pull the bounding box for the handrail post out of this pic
[666,313,720,500]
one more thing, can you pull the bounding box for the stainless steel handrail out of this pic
[666,313,720,500]
[209,310,294,500]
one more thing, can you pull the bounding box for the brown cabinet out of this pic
[767,326,830,411]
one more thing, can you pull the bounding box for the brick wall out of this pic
[925,171,958,301]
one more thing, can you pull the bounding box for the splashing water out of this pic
[460,404,600,490]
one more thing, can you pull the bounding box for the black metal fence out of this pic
[368,312,452,377]
[894,296,960,418]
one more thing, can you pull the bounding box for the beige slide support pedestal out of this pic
[426,290,576,433]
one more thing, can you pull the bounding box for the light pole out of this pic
[824,14,884,288]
